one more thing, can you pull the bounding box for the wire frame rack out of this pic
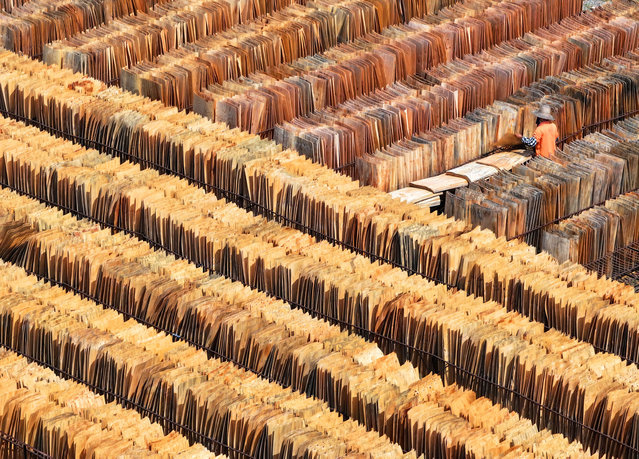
[0,431,51,459]
[583,240,639,291]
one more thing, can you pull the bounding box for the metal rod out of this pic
[0,431,51,459]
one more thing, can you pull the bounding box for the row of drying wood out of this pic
[118,0,451,109]
[0,117,586,456]
[4,48,639,316]
[0,255,414,459]
[0,349,219,458]
[3,47,639,292]
[541,190,639,265]
[446,116,639,246]
[43,0,247,84]
[363,12,639,190]
[370,48,639,194]
[118,0,505,111]
[2,50,639,349]
[42,0,411,86]
[0,0,177,57]
[0,115,636,457]
[269,3,639,184]
[191,0,583,129]
[0,186,597,458]
[356,49,639,191]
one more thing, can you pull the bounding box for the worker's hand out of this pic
[515,133,522,139]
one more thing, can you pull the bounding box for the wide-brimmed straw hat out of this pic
[532,104,555,121]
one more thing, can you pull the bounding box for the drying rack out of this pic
[583,240,639,290]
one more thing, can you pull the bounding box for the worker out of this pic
[516,105,559,159]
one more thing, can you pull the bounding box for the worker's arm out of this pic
[515,132,538,147]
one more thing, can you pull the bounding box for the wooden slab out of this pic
[447,162,500,183]
[410,174,469,193]
[389,187,437,204]
[477,151,529,170]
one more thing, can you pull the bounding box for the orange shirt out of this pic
[533,121,559,158]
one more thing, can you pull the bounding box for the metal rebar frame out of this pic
[0,431,51,459]
[582,240,639,290]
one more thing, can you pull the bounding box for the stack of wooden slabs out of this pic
[447,161,501,182]
[411,173,470,193]
[400,152,529,205]
[389,187,441,207]
[477,150,531,169]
